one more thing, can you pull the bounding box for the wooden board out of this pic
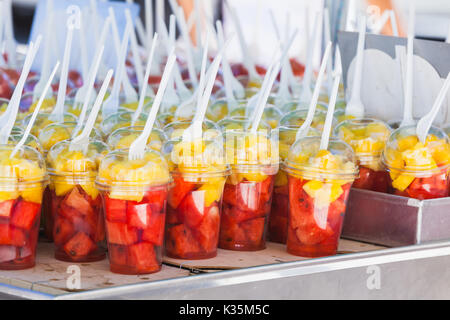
[0,243,191,296]
[163,240,386,272]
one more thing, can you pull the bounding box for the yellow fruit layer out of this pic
[337,122,390,155]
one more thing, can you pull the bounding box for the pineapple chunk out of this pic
[303,180,343,206]
[392,174,415,192]
[397,136,418,152]
[274,171,288,187]
[198,178,225,207]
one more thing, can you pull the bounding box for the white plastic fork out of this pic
[74,16,112,109]
[109,7,138,103]
[0,36,42,144]
[125,9,144,92]
[128,53,177,161]
[132,33,158,126]
[102,20,133,119]
[72,45,105,139]
[70,70,114,153]
[49,26,74,123]
[11,61,60,158]
[320,72,342,151]
[296,41,333,140]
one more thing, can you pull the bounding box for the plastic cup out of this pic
[381,125,450,200]
[283,137,358,257]
[281,101,328,115]
[206,99,247,123]
[22,112,78,138]
[163,119,221,141]
[228,104,283,129]
[269,126,320,244]
[96,149,171,274]
[107,125,167,152]
[335,118,392,193]
[162,137,230,259]
[0,145,48,270]
[8,132,43,155]
[218,116,272,133]
[219,130,279,251]
[100,110,154,138]
[47,140,110,262]
[280,108,334,132]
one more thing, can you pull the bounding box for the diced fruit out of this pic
[128,242,159,272]
[193,206,220,252]
[240,218,265,244]
[106,221,138,245]
[168,176,195,209]
[144,189,167,213]
[141,212,165,246]
[10,201,40,231]
[63,232,97,258]
[0,200,15,218]
[392,174,415,192]
[64,187,93,216]
[0,225,26,246]
[108,244,128,266]
[53,216,75,245]
[127,202,152,229]
[165,224,201,258]
[178,191,206,228]
[104,196,127,222]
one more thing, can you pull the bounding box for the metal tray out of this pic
[342,188,450,247]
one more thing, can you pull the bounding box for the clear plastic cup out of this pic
[281,101,328,115]
[206,99,247,123]
[99,111,153,138]
[283,137,358,257]
[22,112,78,138]
[47,140,110,262]
[162,137,230,259]
[107,126,167,152]
[228,104,283,129]
[163,119,221,141]
[219,130,279,251]
[280,108,334,132]
[335,118,392,193]
[269,126,320,244]
[334,109,356,124]
[218,116,272,133]
[8,132,43,154]
[119,96,154,114]
[0,145,48,270]
[96,149,171,274]
[381,125,450,200]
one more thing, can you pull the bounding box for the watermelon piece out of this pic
[108,244,128,266]
[235,182,265,212]
[240,218,266,244]
[166,205,181,225]
[127,202,152,229]
[178,191,206,228]
[10,201,40,231]
[63,232,97,258]
[0,200,15,218]
[64,187,93,216]
[144,188,168,213]
[128,242,159,273]
[168,176,195,209]
[165,224,201,258]
[294,222,334,246]
[104,196,127,222]
[259,176,274,202]
[192,205,220,252]
[53,216,75,245]
[223,184,238,207]
[142,212,166,246]
[0,224,27,246]
[106,221,138,245]
[219,209,246,245]
[0,245,17,263]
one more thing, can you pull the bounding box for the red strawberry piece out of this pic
[10,201,40,231]
[104,196,127,222]
[128,242,159,273]
[0,224,27,246]
[178,191,207,228]
[0,245,17,263]
[0,200,15,219]
[168,176,196,209]
[63,232,97,258]
[165,224,201,258]
[142,212,166,246]
[106,221,138,245]
[53,216,75,245]
[64,187,93,216]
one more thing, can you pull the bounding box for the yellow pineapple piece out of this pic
[274,171,288,186]
[397,136,419,152]
[21,187,44,204]
[198,178,225,207]
[392,174,415,191]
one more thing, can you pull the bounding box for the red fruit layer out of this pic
[52,186,105,262]
[286,176,351,258]
[268,185,289,244]
[219,177,274,251]
[353,166,389,193]
[390,170,449,200]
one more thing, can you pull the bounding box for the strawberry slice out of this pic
[142,212,166,246]
[10,201,40,231]
[168,176,195,209]
[63,232,97,259]
[104,196,127,222]
[178,191,206,228]
[0,200,15,219]
[106,221,138,245]
[128,242,159,273]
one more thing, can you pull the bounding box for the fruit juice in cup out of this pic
[47,140,109,262]
[163,138,230,259]
[228,104,283,129]
[269,126,320,244]
[280,108,333,132]
[96,149,171,274]
[0,145,48,270]
[107,126,167,152]
[100,111,154,138]
[282,137,358,257]
[281,101,328,115]
[335,119,392,193]
[22,113,78,138]
[381,126,450,200]
[164,119,221,141]
[219,130,279,251]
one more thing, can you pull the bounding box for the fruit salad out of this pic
[47,140,110,262]
[96,149,171,274]
[283,137,358,257]
[279,108,333,132]
[206,99,247,123]
[382,126,450,200]
[269,126,320,244]
[0,145,48,269]
[335,119,391,193]
[228,105,283,129]
[22,113,78,138]
[163,119,221,141]
[219,131,278,251]
[107,126,167,152]
[162,138,230,259]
